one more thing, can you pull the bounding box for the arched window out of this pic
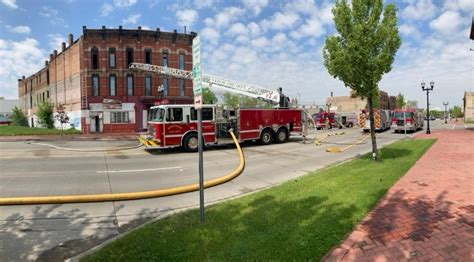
[145,75,152,96]
[91,47,99,69]
[145,49,152,64]
[179,53,185,96]
[126,48,134,67]
[126,74,134,96]
[109,48,116,68]
[92,74,99,96]
[109,74,116,96]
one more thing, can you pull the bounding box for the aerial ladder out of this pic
[129,63,289,106]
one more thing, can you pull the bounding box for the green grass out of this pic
[0,126,81,136]
[83,139,436,261]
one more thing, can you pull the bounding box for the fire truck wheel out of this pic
[259,129,273,145]
[183,133,199,152]
[348,122,353,128]
[275,128,288,143]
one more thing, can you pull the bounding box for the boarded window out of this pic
[126,74,133,96]
[92,75,99,96]
[109,74,116,96]
[92,48,99,69]
[145,76,152,96]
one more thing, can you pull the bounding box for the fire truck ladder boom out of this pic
[129,62,281,104]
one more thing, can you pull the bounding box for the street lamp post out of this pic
[443,101,449,124]
[421,81,434,134]
[326,103,331,113]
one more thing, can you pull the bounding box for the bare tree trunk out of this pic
[368,94,378,161]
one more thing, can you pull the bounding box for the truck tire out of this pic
[182,133,199,152]
[259,129,273,145]
[348,122,353,128]
[275,128,288,143]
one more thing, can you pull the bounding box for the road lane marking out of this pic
[97,167,183,174]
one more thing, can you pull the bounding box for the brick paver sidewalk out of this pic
[325,129,474,261]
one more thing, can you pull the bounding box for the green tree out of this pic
[10,106,29,126]
[223,93,240,108]
[37,101,54,129]
[323,0,401,161]
[450,106,463,119]
[396,93,405,108]
[406,100,418,108]
[202,88,217,104]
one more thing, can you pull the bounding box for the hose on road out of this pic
[0,130,245,205]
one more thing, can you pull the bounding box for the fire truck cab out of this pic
[142,104,304,152]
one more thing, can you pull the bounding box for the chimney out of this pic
[102,25,106,30]
[53,50,58,57]
[61,42,66,51]
[22,76,25,80]
[119,25,123,30]
[50,54,54,61]
[138,26,141,30]
[330,92,333,97]
[45,60,49,66]
[68,34,73,46]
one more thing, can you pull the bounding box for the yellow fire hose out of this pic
[0,130,245,205]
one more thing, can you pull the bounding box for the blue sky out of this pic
[0,0,473,109]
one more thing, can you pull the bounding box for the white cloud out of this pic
[251,36,269,48]
[122,14,141,25]
[443,0,474,13]
[215,6,245,28]
[0,38,46,99]
[402,0,436,21]
[201,27,219,44]
[283,0,318,15]
[429,11,462,35]
[399,24,422,39]
[261,12,300,30]
[6,25,31,34]
[47,33,65,51]
[194,0,215,9]
[247,22,261,37]
[176,9,199,27]
[243,0,268,16]
[39,6,59,17]
[1,0,17,9]
[228,23,246,36]
[101,3,114,17]
[272,32,288,45]
[114,0,137,8]
[291,16,325,39]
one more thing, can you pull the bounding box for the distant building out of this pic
[326,90,395,113]
[18,26,195,134]
[464,92,474,122]
[0,98,19,125]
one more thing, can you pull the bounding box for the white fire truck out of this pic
[130,63,306,151]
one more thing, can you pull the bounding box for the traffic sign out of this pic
[192,35,202,109]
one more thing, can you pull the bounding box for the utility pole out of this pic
[443,101,449,124]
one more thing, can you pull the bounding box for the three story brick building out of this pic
[18,26,195,134]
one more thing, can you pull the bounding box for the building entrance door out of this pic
[90,113,103,133]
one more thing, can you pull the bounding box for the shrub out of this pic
[37,101,54,129]
[10,106,29,126]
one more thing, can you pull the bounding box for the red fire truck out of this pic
[312,112,336,129]
[391,108,424,132]
[141,104,304,151]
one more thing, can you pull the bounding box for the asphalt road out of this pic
[0,120,454,261]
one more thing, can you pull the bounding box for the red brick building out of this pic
[18,26,195,134]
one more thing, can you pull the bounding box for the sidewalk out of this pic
[0,133,138,142]
[325,129,474,261]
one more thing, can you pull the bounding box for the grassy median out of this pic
[0,126,81,136]
[83,139,435,261]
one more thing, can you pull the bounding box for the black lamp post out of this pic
[326,103,331,113]
[421,81,434,134]
[443,101,449,124]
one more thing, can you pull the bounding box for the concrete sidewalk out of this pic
[0,133,138,142]
[325,129,474,261]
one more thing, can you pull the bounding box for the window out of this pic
[92,47,99,69]
[162,52,168,67]
[46,70,50,85]
[163,78,168,96]
[109,74,116,96]
[110,112,129,123]
[126,48,134,66]
[162,52,169,96]
[191,107,213,121]
[109,48,116,68]
[145,49,152,64]
[42,92,45,102]
[166,108,183,122]
[92,75,99,96]
[126,74,133,96]
[46,91,49,99]
[145,76,152,96]
[179,53,185,96]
